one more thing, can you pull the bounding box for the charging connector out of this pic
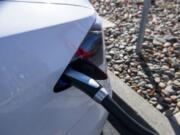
[60,68,158,135]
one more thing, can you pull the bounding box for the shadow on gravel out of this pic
[138,52,169,110]
[107,92,157,135]
[137,53,180,135]
[168,117,180,135]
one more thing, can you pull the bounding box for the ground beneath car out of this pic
[90,0,180,118]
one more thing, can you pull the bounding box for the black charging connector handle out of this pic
[63,68,101,98]
[62,68,158,135]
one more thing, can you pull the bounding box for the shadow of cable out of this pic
[108,114,133,135]
[138,52,169,110]
[168,116,180,135]
[136,53,179,135]
[107,92,158,135]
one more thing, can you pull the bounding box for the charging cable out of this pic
[62,68,158,135]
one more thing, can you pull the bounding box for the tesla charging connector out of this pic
[63,68,108,103]
[62,68,158,135]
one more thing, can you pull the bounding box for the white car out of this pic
[0,0,111,135]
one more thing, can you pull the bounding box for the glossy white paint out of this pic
[0,0,94,38]
[8,0,93,8]
[0,0,109,135]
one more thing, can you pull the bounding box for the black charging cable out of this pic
[62,68,158,135]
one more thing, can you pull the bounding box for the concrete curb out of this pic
[107,70,179,135]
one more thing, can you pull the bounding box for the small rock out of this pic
[164,85,176,96]
[175,72,180,79]
[113,54,121,60]
[159,82,166,88]
[106,55,112,61]
[172,63,180,70]
[164,35,178,43]
[142,90,148,95]
[153,39,162,46]
[109,50,115,55]
[137,90,142,94]
[125,75,131,81]
[170,103,177,108]
[173,80,180,88]
[156,104,164,111]
[162,48,168,53]
[126,46,134,52]
[119,45,125,49]
[154,37,166,44]
[145,84,154,89]
[170,106,176,112]
[113,64,119,71]
[177,102,180,108]
[177,92,180,98]
[173,107,179,114]
[162,65,169,70]
[173,42,180,49]
[130,62,137,66]
[138,81,146,87]
[170,95,177,102]
[123,55,129,60]
[114,71,119,76]
[164,70,174,78]
[114,60,124,64]
[162,75,170,81]
[130,36,137,43]
[106,44,114,50]
[154,77,161,83]
[164,42,171,47]
[137,71,147,78]
[151,97,157,102]
[164,97,172,103]
[149,100,157,106]
[131,85,139,91]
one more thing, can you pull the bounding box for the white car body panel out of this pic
[0,1,109,135]
[8,0,93,8]
[0,0,94,37]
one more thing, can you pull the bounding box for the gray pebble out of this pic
[164,85,176,96]
[154,77,161,83]
[156,104,164,111]
[106,55,112,61]
[173,80,180,88]
[175,72,180,79]
[164,35,178,43]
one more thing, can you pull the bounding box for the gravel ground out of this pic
[91,0,180,116]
